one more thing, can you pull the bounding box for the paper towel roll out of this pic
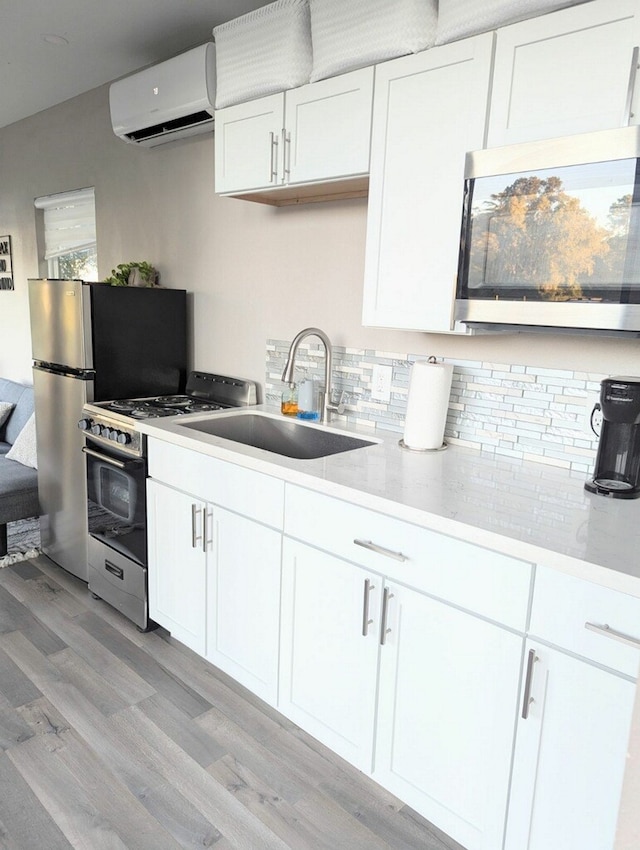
[403,359,453,450]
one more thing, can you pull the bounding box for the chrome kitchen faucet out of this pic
[281,327,345,424]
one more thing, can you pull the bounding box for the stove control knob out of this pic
[107,428,119,441]
[116,431,132,446]
[78,418,92,431]
[100,425,112,439]
[90,424,102,436]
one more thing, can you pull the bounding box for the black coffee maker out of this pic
[585,377,640,499]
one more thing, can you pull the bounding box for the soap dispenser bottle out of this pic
[281,383,299,416]
[297,378,319,420]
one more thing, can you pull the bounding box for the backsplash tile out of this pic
[266,340,604,472]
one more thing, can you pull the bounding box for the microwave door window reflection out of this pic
[466,158,640,301]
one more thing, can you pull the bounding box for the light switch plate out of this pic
[371,364,392,403]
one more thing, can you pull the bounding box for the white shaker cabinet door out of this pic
[488,0,640,147]
[375,582,523,850]
[206,506,282,706]
[505,642,636,850]
[214,93,284,194]
[147,479,207,655]
[279,538,380,772]
[363,33,493,333]
[284,67,373,185]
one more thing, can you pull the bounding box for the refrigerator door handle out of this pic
[33,362,94,380]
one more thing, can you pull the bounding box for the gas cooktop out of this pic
[80,371,257,457]
[100,395,228,419]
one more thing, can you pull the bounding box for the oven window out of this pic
[99,466,135,521]
[461,158,640,302]
[86,450,147,566]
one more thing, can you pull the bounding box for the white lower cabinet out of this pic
[281,484,530,850]
[505,642,636,850]
[505,566,640,850]
[279,539,380,771]
[147,479,207,655]
[206,506,281,704]
[146,439,284,705]
[375,582,523,850]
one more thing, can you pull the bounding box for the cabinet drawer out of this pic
[148,439,284,529]
[530,566,640,677]
[284,485,532,630]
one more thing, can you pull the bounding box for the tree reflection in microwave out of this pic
[469,175,632,301]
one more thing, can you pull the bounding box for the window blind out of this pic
[34,187,96,260]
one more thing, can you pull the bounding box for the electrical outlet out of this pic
[371,364,392,403]
[584,392,603,437]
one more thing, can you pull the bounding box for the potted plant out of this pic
[104,261,159,287]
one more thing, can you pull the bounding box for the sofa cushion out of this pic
[0,457,39,523]
[6,414,37,469]
[0,402,14,436]
[0,379,35,445]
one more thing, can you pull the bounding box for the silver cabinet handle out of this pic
[362,578,375,636]
[269,131,279,183]
[380,587,394,645]
[585,621,640,650]
[624,46,639,125]
[282,128,291,183]
[191,503,202,549]
[521,648,538,720]
[353,539,408,563]
[202,507,208,553]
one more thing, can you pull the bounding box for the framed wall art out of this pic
[0,236,13,291]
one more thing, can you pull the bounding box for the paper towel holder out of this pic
[399,356,450,452]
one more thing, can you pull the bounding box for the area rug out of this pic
[0,515,41,567]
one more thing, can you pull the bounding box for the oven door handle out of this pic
[82,446,142,470]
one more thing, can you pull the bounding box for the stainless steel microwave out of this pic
[455,125,640,335]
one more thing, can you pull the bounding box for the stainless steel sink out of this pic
[180,413,377,460]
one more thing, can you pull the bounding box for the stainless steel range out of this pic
[78,371,257,630]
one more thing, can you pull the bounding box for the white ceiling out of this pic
[0,0,273,130]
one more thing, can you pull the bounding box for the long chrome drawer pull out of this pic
[202,507,209,553]
[521,648,538,720]
[585,621,640,650]
[191,503,201,549]
[269,132,279,183]
[354,539,408,562]
[362,578,375,637]
[380,587,394,646]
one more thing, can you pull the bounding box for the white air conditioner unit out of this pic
[109,42,216,147]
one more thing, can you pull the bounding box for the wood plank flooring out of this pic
[0,555,464,850]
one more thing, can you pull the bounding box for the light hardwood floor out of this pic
[0,555,463,850]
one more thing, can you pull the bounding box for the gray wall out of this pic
[2,83,640,389]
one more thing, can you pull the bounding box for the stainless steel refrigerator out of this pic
[28,279,187,580]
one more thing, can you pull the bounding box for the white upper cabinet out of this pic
[488,0,640,147]
[284,67,373,185]
[214,93,283,196]
[214,67,373,203]
[362,34,494,333]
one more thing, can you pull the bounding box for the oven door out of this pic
[83,440,147,566]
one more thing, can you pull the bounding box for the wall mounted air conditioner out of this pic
[109,42,216,147]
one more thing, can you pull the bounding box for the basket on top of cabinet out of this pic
[308,0,438,82]
[213,0,313,109]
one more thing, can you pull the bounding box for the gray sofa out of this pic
[0,378,39,556]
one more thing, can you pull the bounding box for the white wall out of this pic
[2,83,640,390]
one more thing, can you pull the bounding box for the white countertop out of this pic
[139,406,640,598]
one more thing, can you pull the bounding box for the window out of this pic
[34,187,97,279]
